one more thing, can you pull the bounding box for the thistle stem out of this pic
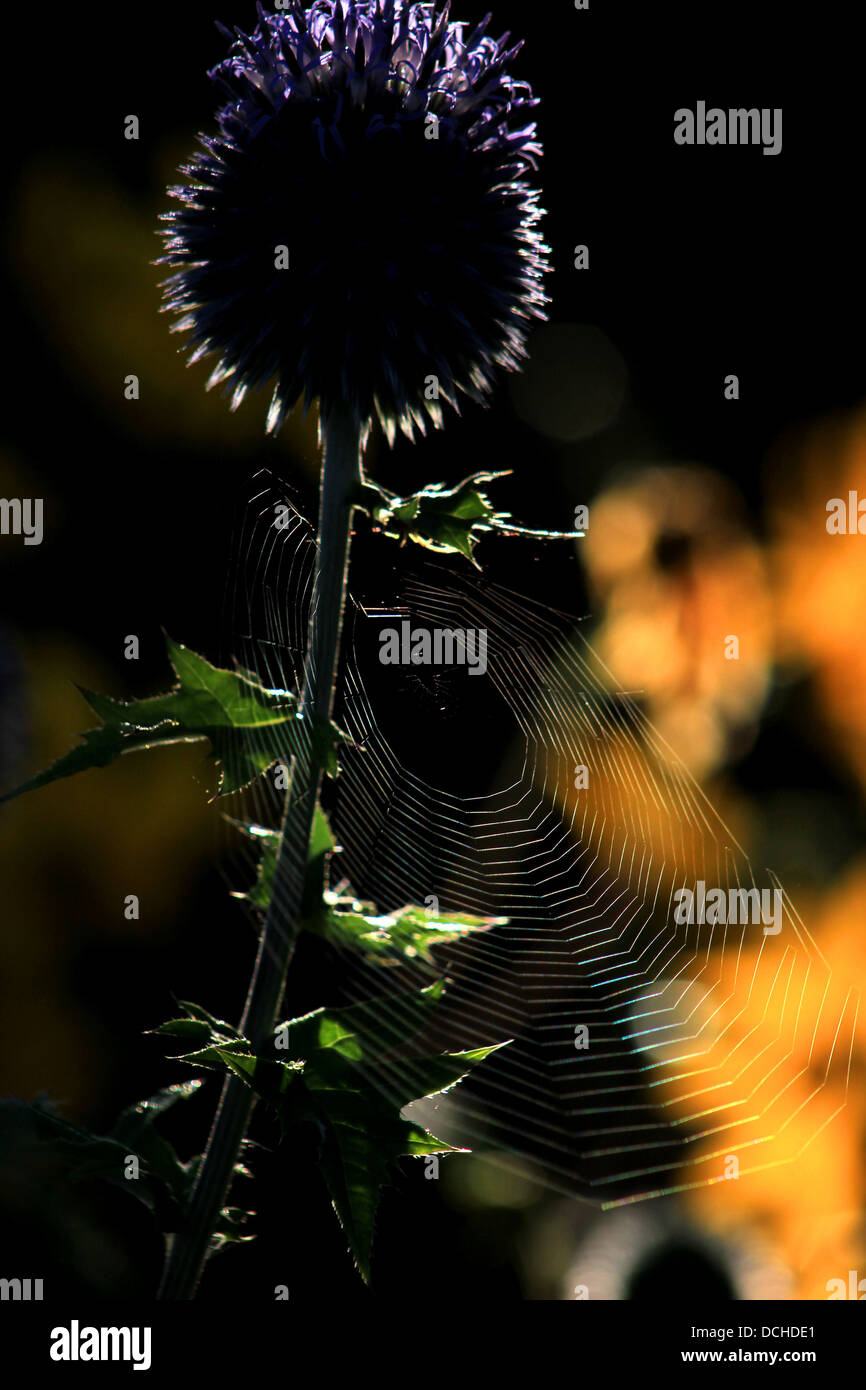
[158,405,362,1300]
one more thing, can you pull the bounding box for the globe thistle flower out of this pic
[159,0,550,443]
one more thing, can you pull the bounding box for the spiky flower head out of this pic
[159,0,549,443]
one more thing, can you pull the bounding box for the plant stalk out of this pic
[158,404,362,1300]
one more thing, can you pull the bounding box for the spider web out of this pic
[219,468,858,1208]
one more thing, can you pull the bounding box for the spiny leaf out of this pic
[231,803,337,915]
[233,805,505,965]
[362,472,582,567]
[167,999,242,1039]
[265,996,506,1282]
[1,636,351,803]
[154,1002,302,1102]
[107,1080,202,1208]
[0,1083,252,1243]
[310,898,507,966]
[163,986,508,1280]
[281,978,452,1060]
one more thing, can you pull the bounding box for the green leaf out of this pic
[363,472,582,567]
[364,472,509,566]
[2,636,351,803]
[272,996,505,1281]
[154,1018,214,1043]
[232,803,337,916]
[165,986,508,1280]
[233,804,505,966]
[104,1083,216,1227]
[0,1083,239,1237]
[304,802,339,913]
[310,898,507,966]
[166,999,242,1039]
[155,1002,302,1103]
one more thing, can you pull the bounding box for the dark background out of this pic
[1,0,863,1302]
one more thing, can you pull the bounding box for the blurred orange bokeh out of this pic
[770,410,866,793]
[582,466,772,779]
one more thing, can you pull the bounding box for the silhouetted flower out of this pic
[159,0,549,442]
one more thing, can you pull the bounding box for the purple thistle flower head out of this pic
[159,0,550,444]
